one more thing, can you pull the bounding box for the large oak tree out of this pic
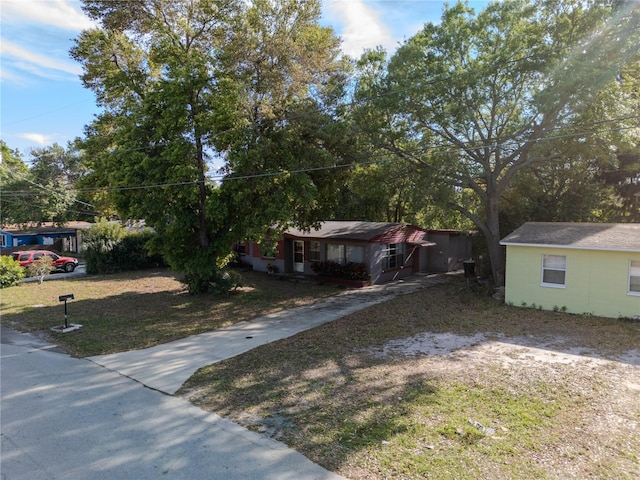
[354,0,640,286]
[72,0,350,292]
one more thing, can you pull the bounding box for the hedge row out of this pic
[310,260,369,281]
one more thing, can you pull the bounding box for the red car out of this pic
[11,250,79,273]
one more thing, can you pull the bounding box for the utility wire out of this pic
[2,113,637,198]
[41,9,639,164]
[14,119,631,196]
[2,167,95,208]
[5,8,638,198]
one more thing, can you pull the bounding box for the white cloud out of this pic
[325,0,394,58]
[1,0,96,31]
[0,66,26,84]
[1,39,82,78]
[18,133,55,146]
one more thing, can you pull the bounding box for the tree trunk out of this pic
[195,132,209,249]
[484,193,505,287]
[191,98,209,250]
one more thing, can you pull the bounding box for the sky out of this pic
[0,0,488,161]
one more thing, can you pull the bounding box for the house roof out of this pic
[500,222,640,252]
[285,221,434,245]
[1,221,94,235]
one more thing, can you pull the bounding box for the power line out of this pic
[2,111,637,199]
[2,166,95,208]
[4,4,638,198]
[28,118,634,196]
[60,1,639,165]
[2,98,97,128]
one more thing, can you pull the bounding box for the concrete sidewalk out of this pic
[89,273,451,394]
[1,338,345,480]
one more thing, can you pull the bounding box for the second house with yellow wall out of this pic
[501,222,640,319]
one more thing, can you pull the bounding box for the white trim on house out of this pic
[629,259,640,296]
[541,254,567,288]
[500,242,640,253]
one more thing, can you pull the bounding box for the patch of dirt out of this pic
[360,331,640,479]
[367,331,640,367]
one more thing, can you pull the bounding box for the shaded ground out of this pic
[0,268,337,356]
[179,280,640,480]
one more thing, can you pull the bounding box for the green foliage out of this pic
[599,149,640,222]
[112,232,166,270]
[84,219,163,274]
[0,256,24,288]
[0,142,89,226]
[311,261,369,281]
[180,250,242,295]
[72,0,351,293]
[353,0,640,286]
[500,154,607,235]
[83,219,127,274]
[258,238,279,259]
[26,256,54,284]
[211,269,243,295]
[1,142,31,227]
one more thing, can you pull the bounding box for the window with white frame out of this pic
[542,254,566,287]
[326,244,345,264]
[0,234,6,247]
[629,260,640,295]
[325,244,364,265]
[382,243,404,270]
[346,245,364,263]
[309,241,321,261]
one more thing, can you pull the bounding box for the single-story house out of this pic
[0,222,94,254]
[238,221,473,285]
[500,222,640,319]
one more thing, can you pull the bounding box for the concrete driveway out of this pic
[1,272,453,479]
[89,273,451,394]
[1,331,345,480]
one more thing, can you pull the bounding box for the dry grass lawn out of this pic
[0,267,337,356]
[178,280,640,480]
[3,268,638,478]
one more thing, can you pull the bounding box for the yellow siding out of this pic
[504,246,640,319]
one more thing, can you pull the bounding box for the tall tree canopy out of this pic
[354,0,640,286]
[72,0,350,292]
[220,0,353,240]
[73,0,241,291]
[0,142,89,226]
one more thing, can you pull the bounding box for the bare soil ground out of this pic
[359,331,640,478]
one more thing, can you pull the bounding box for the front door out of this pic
[293,240,304,273]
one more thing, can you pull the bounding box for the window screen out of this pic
[630,260,640,294]
[542,254,566,286]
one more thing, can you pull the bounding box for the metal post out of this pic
[58,294,74,330]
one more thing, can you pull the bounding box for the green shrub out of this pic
[211,269,242,295]
[0,255,25,287]
[107,231,166,272]
[84,219,165,274]
[84,219,127,274]
[310,261,369,281]
[180,250,242,295]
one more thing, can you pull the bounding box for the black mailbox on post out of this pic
[58,294,74,329]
